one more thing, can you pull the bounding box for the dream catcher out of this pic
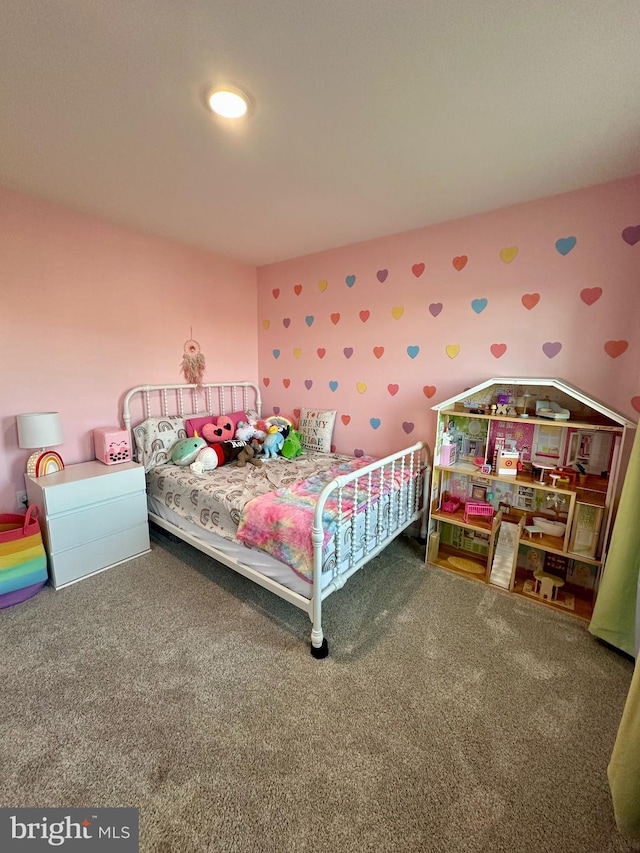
[180,330,206,388]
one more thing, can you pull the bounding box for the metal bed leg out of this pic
[310,634,329,659]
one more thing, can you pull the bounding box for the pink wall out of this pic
[0,189,258,510]
[257,175,640,457]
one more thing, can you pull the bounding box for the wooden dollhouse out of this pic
[427,377,636,620]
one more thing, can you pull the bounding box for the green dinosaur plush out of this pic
[281,429,303,459]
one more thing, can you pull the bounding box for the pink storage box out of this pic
[93,427,131,465]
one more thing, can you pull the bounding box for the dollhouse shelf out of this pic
[427,377,636,621]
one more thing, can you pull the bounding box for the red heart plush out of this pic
[202,416,234,444]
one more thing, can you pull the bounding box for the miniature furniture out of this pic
[533,570,565,601]
[25,460,150,589]
[427,377,636,620]
[463,501,494,524]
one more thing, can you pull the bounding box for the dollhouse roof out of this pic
[433,377,636,429]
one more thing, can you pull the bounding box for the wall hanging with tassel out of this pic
[180,329,206,388]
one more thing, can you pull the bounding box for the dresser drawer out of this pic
[46,493,148,552]
[42,463,145,516]
[49,523,150,588]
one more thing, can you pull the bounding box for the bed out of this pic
[122,381,431,657]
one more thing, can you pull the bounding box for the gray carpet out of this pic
[1,526,639,853]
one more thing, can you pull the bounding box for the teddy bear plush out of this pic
[235,444,262,468]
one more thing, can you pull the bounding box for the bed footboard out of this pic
[309,441,430,657]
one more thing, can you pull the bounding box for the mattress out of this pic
[146,452,355,597]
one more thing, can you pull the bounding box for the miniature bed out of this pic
[123,382,430,656]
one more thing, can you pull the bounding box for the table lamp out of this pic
[17,412,65,476]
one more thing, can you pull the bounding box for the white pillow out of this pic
[133,417,187,471]
[298,408,337,454]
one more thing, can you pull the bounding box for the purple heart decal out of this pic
[273,406,281,414]
[354,448,364,458]
[304,379,313,390]
[343,347,353,359]
[429,303,443,317]
[283,318,291,328]
[543,341,563,358]
[402,422,414,434]
[622,225,640,246]
[377,269,388,283]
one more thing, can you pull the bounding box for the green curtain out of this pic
[589,427,640,657]
[589,426,640,837]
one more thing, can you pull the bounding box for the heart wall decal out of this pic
[622,225,640,246]
[391,306,404,320]
[555,236,577,255]
[388,384,399,396]
[445,345,460,359]
[452,255,468,271]
[631,397,640,414]
[373,346,384,359]
[490,343,507,359]
[318,279,328,291]
[402,422,415,435]
[423,385,436,398]
[500,246,518,264]
[377,269,388,283]
[345,275,356,287]
[580,288,602,305]
[471,298,488,314]
[370,418,381,430]
[604,340,628,358]
[294,284,302,295]
[521,293,540,310]
[304,379,313,390]
[429,303,443,317]
[412,263,425,277]
[543,341,563,359]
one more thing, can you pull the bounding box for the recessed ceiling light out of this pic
[206,87,250,119]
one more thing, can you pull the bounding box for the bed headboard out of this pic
[122,381,261,436]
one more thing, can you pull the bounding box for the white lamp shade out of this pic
[17,412,64,449]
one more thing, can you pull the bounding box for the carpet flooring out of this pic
[1,526,639,853]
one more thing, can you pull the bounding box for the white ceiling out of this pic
[2,1,639,267]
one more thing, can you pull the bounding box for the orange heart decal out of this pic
[423,385,436,398]
[317,348,326,359]
[604,340,628,358]
[412,263,425,277]
[452,255,468,271]
[330,313,341,325]
[272,288,280,299]
[631,397,640,413]
[373,346,384,359]
[341,414,351,425]
[490,343,507,358]
[283,378,291,388]
[293,408,301,418]
[359,310,370,323]
[294,284,302,295]
[581,287,602,305]
[521,293,540,310]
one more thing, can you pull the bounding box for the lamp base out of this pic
[26,450,65,477]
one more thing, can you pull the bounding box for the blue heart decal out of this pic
[305,315,314,327]
[407,345,420,359]
[471,298,488,314]
[272,349,280,359]
[370,418,381,430]
[345,275,356,288]
[555,236,577,255]
[329,381,339,392]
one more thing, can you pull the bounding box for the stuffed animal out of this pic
[235,444,262,468]
[281,429,303,459]
[261,426,285,459]
[171,436,207,466]
[235,419,267,444]
[201,416,234,444]
[190,439,247,475]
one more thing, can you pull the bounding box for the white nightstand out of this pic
[25,460,150,589]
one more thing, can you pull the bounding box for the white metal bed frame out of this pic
[123,381,431,657]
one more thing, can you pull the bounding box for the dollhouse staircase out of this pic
[489,517,525,589]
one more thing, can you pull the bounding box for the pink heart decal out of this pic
[622,225,640,246]
[631,397,640,413]
[359,310,370,323]
[304,379,313,390]
[388,384,399,396]
[354,449,364,458]
[604,340,628,358]
[543,341,562,358]
[283,378,291,388]
[341,414,351,425]
[317,348,326,359]
[490,343,507,359]
[373,346,385,359]
[263,378,270,387]
[402,422,414,434]
[330,313,341,325]
[452,255,468,271]
[294,284,302,295]
[423,385,436,398]
[429,303,443,317]
[581,287,602,306]
[283,318,291,328]
[412,263,425,277]
[521,293,540,310]
[272,288,280,299]
[377,269,388,283]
